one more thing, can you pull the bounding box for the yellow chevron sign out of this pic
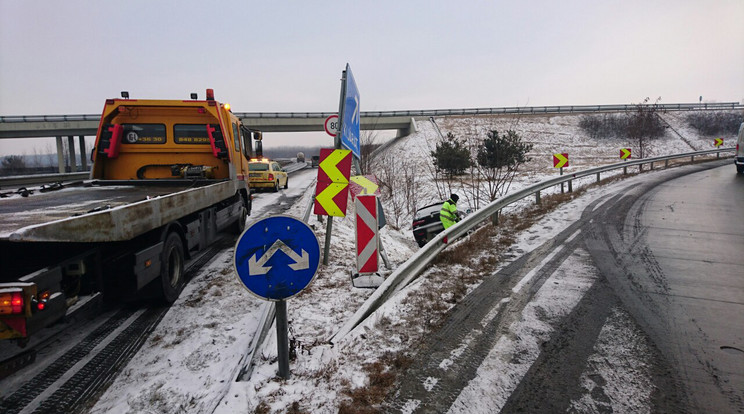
[318,149,351,184]
[314,182,349,217]
[620,148,632,159]
[350,175,379,196]
[714,138,723,147]
[314,148,352,217]
[553,153,569,168]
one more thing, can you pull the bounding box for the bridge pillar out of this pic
[56,136,65,173]
[67,136,77,172]
[78,136,88,170]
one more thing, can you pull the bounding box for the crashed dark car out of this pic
[412,202,445,247]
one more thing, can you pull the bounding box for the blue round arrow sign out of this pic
[234,215,321,301]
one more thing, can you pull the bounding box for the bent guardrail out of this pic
[329,147,736,344]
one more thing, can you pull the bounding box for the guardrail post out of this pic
[639,163,643,173]
[650,161,654,170]
[596,172,600,183]
[535,191,541,205]
[623,166,627,175]
[665,159,669,168]
[568,179,573,193]
[491,210,500,226]
[691,155,695,163]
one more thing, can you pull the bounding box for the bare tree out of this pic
[359,119,380,174]
[376,151,420,230]
[627,97,664,159]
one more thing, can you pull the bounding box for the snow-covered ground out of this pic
[87,111,740,413]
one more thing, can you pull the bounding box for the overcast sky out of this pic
[1,0,743,154]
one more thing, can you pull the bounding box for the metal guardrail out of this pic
[329,147,737,343]
[235,102,742,119]
[2,102,740,123]
[0,172,90,188]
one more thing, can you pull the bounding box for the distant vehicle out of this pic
[736,122,744,174]
[296,152,305,163]
[412,202,445,247]
[311,155,320,168]
[248,158,288,191]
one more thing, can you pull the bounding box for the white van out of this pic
[737,122,744,174]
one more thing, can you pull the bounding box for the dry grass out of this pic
[337,352,413,414]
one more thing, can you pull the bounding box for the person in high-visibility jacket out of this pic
[440,194,460,229]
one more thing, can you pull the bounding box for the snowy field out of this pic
[87,111,739,413]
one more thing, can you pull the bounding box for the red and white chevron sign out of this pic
[355,195,379,274]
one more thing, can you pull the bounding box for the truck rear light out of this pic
[268,173,274,181]
[31,297,47,311]
[0,290,24,315]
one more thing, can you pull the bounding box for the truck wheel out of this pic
[273,180,279,192]
[233,205,248,234]
[160,232,185,303]
[284,178,289,189]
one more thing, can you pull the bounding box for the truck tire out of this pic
[233,205,248,234]
[160,232,185,303]
[273,180,279,192]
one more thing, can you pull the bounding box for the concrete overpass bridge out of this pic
[1,102,740,173]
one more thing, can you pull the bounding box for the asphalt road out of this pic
[387,160,744,413]
[638,163,744,411]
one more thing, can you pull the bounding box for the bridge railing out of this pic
[2,102,740,123]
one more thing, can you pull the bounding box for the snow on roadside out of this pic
[89,111,736,413]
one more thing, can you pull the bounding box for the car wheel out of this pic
[284,177,289,189]
[160,232,185,304]
[737,165,744,174]
[273,180,279,192]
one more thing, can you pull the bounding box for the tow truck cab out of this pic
[93,88,259,181]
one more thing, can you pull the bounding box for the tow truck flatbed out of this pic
[0,179,235,242]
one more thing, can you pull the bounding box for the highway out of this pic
[387,160,743,413]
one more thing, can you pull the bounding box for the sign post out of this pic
[714,138,723,158]
[233,215,321,379]
[553,153,569,193]
[620,148,632,174]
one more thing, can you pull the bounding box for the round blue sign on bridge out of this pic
[234,215,321,301]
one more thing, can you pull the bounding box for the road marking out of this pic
[512,229,582,293]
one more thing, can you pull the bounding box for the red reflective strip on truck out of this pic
[104,124,123,158]
[206,124,220,157]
